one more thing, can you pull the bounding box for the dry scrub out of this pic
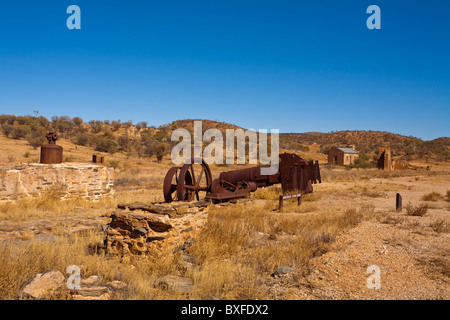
[1,165,448,300]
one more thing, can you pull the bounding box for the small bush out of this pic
[421,192,443,202]
[73,132,90,146]
[430,219,450,233]
[108,160,120,169]
[11,125,31,139]
[1,124,13,137]
[25,134,46,149]
[405,203,428,216]
[94,137,118,154]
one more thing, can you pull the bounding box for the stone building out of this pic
[377,146,392,170]
[328,146,359,166]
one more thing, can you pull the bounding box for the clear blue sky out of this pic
[0,0,449,140]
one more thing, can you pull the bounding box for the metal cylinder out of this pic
[218,166,277,187]
[40,132,63,164]
[40,144,63,164]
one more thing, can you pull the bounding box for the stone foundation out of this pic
[0,162,114,201]
[104,201,209,256]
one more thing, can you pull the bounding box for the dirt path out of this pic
[293,219,449,299]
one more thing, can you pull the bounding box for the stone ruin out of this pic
[377,145,422,171]
[102,201,209,256]
[1,132,114,202]
[377,145,392,170]
[0,163,114,201]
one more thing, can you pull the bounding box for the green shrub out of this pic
[1,124,13,137]
[26,135,46,149]
[73,132,90,146]
[94,137,118,154]
[108,160,120,169]
[11,125,31,139]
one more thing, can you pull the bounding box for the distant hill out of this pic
[165,119,245,132]
[0,115,448,163]
[279,130,449,162]
[165,120,448,162]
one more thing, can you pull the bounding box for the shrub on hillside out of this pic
[93,137,118,154]
[73,132,90,146]
[11,125,31,139]
[1,124,13,137]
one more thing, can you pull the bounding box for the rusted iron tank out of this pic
[163,152,321,202]
[40,132,63,164]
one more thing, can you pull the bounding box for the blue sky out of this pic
[0,0,449,140]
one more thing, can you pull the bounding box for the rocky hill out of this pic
[0,115,448,164]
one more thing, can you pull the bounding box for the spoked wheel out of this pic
[177,158,213,202]
[163,167,193,202]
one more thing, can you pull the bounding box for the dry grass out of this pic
[405,203,428,216]
[0,188,373,300]
[0,232,186,300]
[421,191,444,202]
[1,161,448,300]
[0,188,162,221]
[182,201,368,299]
[429,219,450,233]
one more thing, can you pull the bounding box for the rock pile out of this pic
[104,201,209,256]
[19,270,128,300]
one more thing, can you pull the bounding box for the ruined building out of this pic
[328,145,359,166]
[377,146,392,170]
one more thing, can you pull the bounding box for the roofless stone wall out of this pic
[0,163,114,201]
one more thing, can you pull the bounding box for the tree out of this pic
[72,117,83,126]
[156,143,167,163]
[26,131,46,149]
[111,120,121,131]
[1,124,13,137]
[11,125,31,139]
[141,133,157,157]
[94,137,118,154]
[118,134,131,152]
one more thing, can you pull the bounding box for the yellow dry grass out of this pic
[1,145,449,300]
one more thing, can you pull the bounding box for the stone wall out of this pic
[377,146,392,170]
[0,163,114,201]
[104,201,209,256]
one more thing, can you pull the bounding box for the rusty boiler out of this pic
[40,132,63,164]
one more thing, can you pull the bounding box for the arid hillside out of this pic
[1,114,447,168]
[280,131,449,163]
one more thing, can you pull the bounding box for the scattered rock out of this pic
[72,286,111,297]
[273,265,295,277]
[81,275,101,286]
[107,280,128,291]
[156,275,193,293]
[20,270,66,299]
[117,202,176,216]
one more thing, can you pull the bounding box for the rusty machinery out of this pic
[163,152,321,203]
[40,132,63,164]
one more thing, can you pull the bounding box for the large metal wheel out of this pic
[176,158,213,201]
[163,166,193,202]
